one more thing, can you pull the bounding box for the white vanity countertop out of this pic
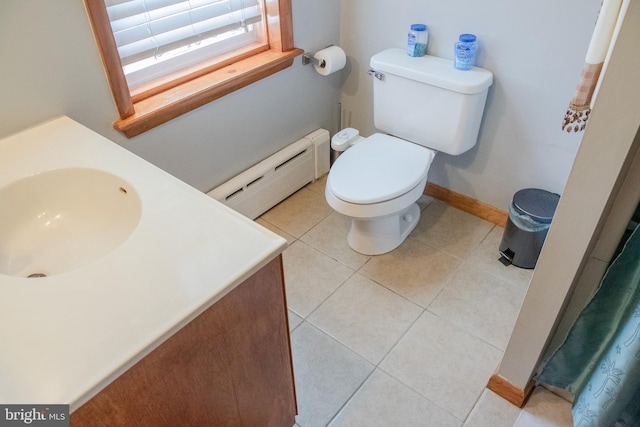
[0,117,288,411]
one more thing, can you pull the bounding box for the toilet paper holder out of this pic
[302,53,326,68]
[301,45,335,68]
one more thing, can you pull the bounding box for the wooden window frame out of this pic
[85,0,303,138]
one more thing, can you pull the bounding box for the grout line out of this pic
[375,307,427,367]
[302,268,357,321]
[375,362,465,424]
[290,321,377,427]
[462,387,490,425]
[325,367,378,427]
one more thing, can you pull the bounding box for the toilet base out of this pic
[347,203,421,255]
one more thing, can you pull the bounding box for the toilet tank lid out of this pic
[370,48,493,94]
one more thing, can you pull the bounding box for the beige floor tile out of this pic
[417,194,435,210]
[271,188,541,426]
[330,370,461,427]
[261,188,333,238]
[306,174,327,196]
[283,241,354,318]
[288,309,303,332]
[308,273,422,364]
[301,212,371,270]
[255,217,297,245]
[380,311,503,421]
[359,237,462,308]
[467,226,534,290]
[411,200,494,260]
[514,387,573,427]
[428,265,526,350]
[463,389,522,427]
[291,323,374,427]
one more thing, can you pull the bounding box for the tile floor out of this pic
[256,176,573,427]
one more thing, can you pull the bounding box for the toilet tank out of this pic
[370,48,493,155]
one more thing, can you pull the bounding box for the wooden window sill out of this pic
[114,48,303,138]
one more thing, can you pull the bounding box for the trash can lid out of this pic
[512,188,560,224]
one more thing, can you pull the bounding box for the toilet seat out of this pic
[328,133,435,204]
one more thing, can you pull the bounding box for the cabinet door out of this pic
[71,255,296,427]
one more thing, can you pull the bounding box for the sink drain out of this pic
[27,273,47,278]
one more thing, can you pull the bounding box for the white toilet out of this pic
[326,48,493,255]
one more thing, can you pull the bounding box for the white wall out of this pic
[1,0,604,210]
[339,0,601,209]
[498,0,640,389]
[0,0,341,193]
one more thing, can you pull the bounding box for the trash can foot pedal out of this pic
[498,256,512,266]
[499,248,515,266]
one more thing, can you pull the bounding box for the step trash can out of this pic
[499,188,560,269]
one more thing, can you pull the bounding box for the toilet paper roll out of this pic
[314,46,346,76]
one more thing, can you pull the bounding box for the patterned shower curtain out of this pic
[537,223,640,426]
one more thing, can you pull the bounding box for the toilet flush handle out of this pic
[367,69,384,80]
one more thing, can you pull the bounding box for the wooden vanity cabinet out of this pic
[70,255,296,427]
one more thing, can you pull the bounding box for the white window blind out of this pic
[105,0,265,89]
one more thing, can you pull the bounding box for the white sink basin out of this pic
[0,168,141,278]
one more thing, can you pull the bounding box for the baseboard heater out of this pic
[207,129,330,219]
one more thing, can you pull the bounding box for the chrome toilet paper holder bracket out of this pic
[302,53,326,68]
[301,44,335,68]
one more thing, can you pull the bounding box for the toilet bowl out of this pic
[325,133,436,255]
